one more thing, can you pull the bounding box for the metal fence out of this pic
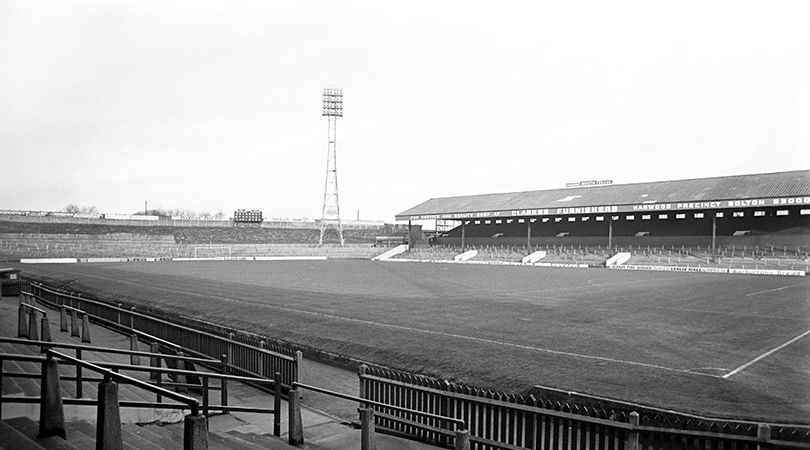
[359,366,810,450]
[28,282,299,389]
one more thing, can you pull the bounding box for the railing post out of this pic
[273,371,282,437]
[150,342,161,381]
[220,354,229,407]
[183,413,209,450]
[757,423,771,450]
[0,356,4,420]
[96,376,123,450]
[358,364,368,410]
[258,340,265,376]
[39,354,66,439]
[627,411,639,450]
[359,407,377,450]
[117,303,123,331]
[174,351,188,394]
[75,348,83,399]
[60,305,68,332]
[294,350,303,385]
[70,310,80,337]
[455,429,471,450]
[130,334,140,365]
[288,389,304,446]
[130,306,135,331]
[40,314,53,353]
[28,309,39,341]
[18,303,29,338]
[202,378,209,416]
[81,313,92,344]
[227,333,234,374]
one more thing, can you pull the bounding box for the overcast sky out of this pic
[1,1,809,222]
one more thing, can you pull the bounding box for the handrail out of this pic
[28,284,295,361]
[292,381,466,430]
[0,337,216,364]
[0,350,277,387]
[20,303,48,316]
[46,350,200,415]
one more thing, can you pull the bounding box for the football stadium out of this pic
[2,169,809,449]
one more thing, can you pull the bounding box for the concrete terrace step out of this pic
[2,417,79,450]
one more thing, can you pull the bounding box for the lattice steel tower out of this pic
[319,87,345,246]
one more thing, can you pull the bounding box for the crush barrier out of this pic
[27,282,300,390]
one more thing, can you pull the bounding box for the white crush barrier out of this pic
[454,249,478,262]
[522,251,547,264]
[605,252,631,266]
[372,244,409,261]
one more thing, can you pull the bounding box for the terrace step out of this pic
[1,417,78,450]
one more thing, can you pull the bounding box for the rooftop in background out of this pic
[396,170,810,221]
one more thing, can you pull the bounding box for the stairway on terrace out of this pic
[0,295,442,449]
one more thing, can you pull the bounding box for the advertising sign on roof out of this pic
[402,195,810,220]
[565,180,613,188]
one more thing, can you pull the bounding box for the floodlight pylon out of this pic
[319,87,345,246]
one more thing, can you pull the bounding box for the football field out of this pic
[17,259,810,423]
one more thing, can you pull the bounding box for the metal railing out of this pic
[0,342,284,439]
[290,381,470,450]
[27,282,300,388]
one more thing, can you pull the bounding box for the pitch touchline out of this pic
[54,272,721,378]
[745,284,801,297]
[722,329,810,379]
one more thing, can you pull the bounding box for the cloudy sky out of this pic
[1,1,808,222]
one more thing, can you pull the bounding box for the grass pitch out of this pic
[17,260,810,423]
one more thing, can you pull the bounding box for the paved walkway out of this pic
[0,294,440,449]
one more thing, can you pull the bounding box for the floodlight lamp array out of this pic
[322,87,343,117]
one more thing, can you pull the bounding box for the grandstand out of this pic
[395,170,810,269]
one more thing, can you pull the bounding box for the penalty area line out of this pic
[723,329,810,379]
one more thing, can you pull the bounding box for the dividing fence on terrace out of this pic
[359,366,810,450]
[27,282,300,389]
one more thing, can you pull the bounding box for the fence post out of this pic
[273,371,282,437]
[757,423,771,450]
[39,354,66,439]
[60,305,68,332]
[130,306,135,331]
[183,413,209,450]
[359,408,376,450]
[81,313,91,343]
[40,315,53,353]
[117,303,122,330]
[455,429,471,450]
[28,309,39,341]
[130,334,140,366]
[18,303,29,338]
[626,411,639,450]
[96,377,123,450]
[288,389,304,445]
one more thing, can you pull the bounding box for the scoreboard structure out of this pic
[234,209,263,223]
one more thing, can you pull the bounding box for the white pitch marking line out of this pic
[723,329,810,379]
[745,284,801,297]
